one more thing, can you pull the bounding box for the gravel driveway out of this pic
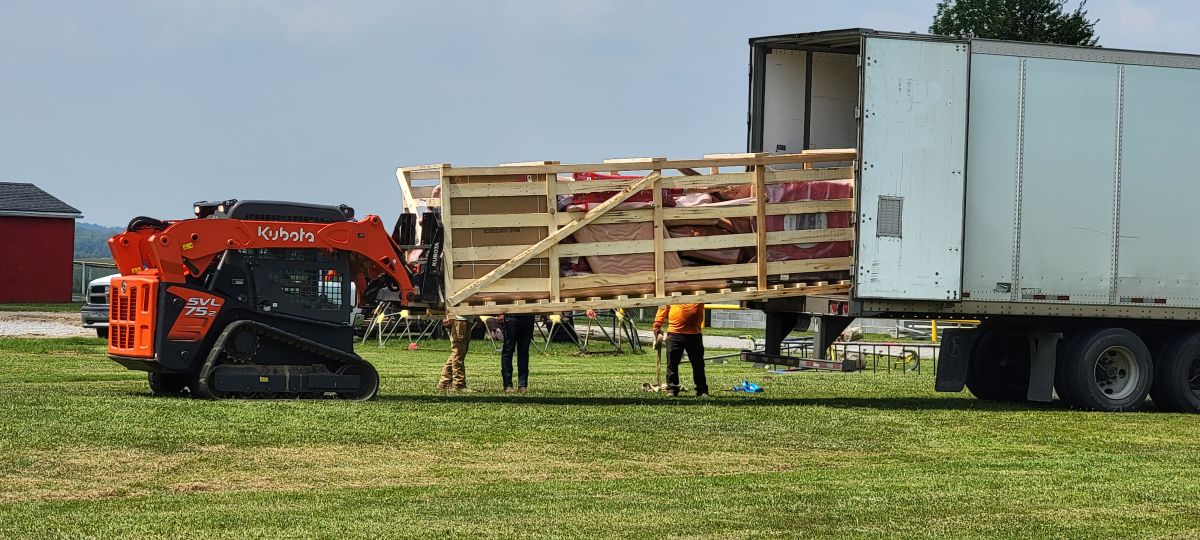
[0,312,95,338]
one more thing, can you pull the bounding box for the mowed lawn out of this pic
[2,337,1200,539]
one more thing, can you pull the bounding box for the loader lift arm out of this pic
[108,213,415,303]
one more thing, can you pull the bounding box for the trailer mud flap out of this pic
[1026,333,1063,403]
[935,328,976,392]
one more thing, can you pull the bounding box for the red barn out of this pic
[0,183,82,303]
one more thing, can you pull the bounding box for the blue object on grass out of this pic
[731,380,764,393]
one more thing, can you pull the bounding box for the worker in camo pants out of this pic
[438,315,472,393]
[652,304,709,397]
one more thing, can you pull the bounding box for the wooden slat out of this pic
[765,167,854,184]
[463,233,855,262]
[451,230,853,261]
[500,160,560,166]
[652,170,665,297]
[545,173,561,303]
[656,199,854,221]
[561,271,655,290]
[451,213,552,228]
[447,181,545,198]
[665,233,757,252]
[555,208,653,226]
[448,281,854,316]
[767,228,855,245]
[451,245,545,262]
[452,277,549,295]
[557,178,639,195]
[666,263,757,282]
[660,172,753,190]
[550,199,855,228]
[754,165,768,289]
[766,200,854,215]
[559,240,654,258]
[603,157,666,164]
[766,257,855,274]
[703,152,768,159]
[447,171,661,305]
[395,169,421,216]
[441,150,857,176]
[662,228,852,251]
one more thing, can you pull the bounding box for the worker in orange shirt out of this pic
[652,303,709,397]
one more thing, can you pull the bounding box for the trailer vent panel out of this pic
[877,196,903,238]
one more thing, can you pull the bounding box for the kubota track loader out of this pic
[106,199,443,400]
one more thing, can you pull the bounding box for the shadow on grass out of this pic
[374,393,1072,412]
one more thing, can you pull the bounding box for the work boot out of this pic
[517,386,528,394]
[695,390,710,398]
[667,389,680,398]
[435,383,450,392]
[453,387,473,394]
[504,386,516,393]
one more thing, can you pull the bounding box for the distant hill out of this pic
[75,222,123,260]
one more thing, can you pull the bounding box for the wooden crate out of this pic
[398,150,857,316]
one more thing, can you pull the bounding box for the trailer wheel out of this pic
[964,328,1031,402]
[148,372,190,396]
[1150,331,1200,413]
[1058,328,1151,412]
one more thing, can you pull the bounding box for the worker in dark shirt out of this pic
[652,304,709,397]
[499,314,535,392]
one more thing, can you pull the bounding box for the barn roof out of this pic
[0,182,82,219]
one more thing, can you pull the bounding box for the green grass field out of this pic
[2,336,1200,539]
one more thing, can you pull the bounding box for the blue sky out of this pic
[2,0,1196,226]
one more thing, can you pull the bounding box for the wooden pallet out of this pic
[399,150,857,316]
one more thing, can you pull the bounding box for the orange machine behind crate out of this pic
[105,199,443,400]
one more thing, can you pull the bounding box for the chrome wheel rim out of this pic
[1093,346,1139,400]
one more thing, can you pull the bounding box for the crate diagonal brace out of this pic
[447,171,661,306]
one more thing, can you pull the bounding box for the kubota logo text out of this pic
[257,225,316,243]
[184,297,222,317]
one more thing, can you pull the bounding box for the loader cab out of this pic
[196,200,359,325]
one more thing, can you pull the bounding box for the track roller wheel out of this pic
[335,363,380,401]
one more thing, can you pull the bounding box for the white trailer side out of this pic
[747,29,1200,412]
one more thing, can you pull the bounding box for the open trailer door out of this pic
[855,37,969,301]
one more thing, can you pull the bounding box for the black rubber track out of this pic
[192,320,379,401]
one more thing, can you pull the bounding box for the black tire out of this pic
[965,328,1032,402]
[1150,331,1200,413]
[1056,328,1151,412]
[96,327,108,339]
[1054,332,1086,406]
[148,372,190,396]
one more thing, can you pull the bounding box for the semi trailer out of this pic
[744,29,1200,413]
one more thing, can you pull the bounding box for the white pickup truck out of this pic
[79,274,117,338]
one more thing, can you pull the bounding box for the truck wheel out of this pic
[96,327,108,339]
[1150,331,1200,413]
[1057,328,1151,412]
[964,328,1031,402]
[148,372,190,396]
